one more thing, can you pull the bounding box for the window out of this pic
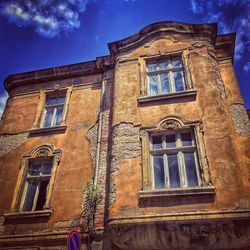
[20,159,52,212]
[9,145,62,214]
[31,86,72,132]
[150,130,201,189]
[140,117,214,197]
[147,56,185,96]
[41,94,65,128]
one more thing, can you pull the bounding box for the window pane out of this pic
[171,57,182,68]
[147,63,157,72]
[181,132,193,146]
[23,181,38,211]
[55,107,63,126]
[168,154,180,188]
[152,136,162,149]
[153,156,165,189]
[46,97,57,105]
[165,134,176,148]
[174,71,185,92]
[160,73,170,94]
[148,75,159,96]
[44,108,54,127]
[158,61,168,70]
[28,164,41,176]
[58,96,65,104]
[35,180,49,211]
[41,163,52,175]
[184,153,199,186]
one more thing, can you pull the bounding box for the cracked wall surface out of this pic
[109,123,141,208]
[191,42,226,98]
[0,132,28,156]
[53,215,81,230]
[230,104,250,136]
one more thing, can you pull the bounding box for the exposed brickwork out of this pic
[109,123,141,209]
[0,132,28,156]
[94,80,113,229]
[87,123,98,163]
[230,104,250,136]
[53,214,81,230]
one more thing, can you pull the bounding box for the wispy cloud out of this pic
[190,0,250,67]
[243,62,250,74]
[0,0,90,37]
[0,91,8,119]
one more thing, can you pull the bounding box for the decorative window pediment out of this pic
[10,144,62,215]
[140,116,214,199]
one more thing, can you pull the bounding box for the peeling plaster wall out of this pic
[190,41,226,98]
[53,215,81,230]
[87,123,98,163]
[0,132,28,156]
[230,104,250,136]
[109,123,141,209]
[110,219,250,250]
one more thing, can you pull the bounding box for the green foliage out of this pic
[83,180,100,233]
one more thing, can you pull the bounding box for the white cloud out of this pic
[0,91,8,119]
[190,0,203,13]
[243,62,250,74]
[190,0,250,62]
[0,0,90,37]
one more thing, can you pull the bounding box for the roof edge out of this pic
[108,21,218,55]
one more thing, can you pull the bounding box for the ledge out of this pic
[4,209,53,221]
[139,186,216,199]
[107,209,250,250]
[29,125,67,135]
[137,89,197,104]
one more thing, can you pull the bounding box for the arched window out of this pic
[11,145,62,212]
[140,116,215,199]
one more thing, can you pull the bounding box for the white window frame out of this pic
[150,130,201,190]
[146,56,186,96]
[32,86,73,130]
[40,94,66,128]
[19,159,53,212]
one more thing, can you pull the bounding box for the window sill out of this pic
[4,209,53,222]
[29,125,67,135]
[138,89,197,104]
[139,186,215,199]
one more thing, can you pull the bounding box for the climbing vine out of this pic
[82,180,100,233]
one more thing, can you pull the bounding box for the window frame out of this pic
[19,159,53,212]
[40,94,66,128]
[138,50,195,103]
[146,56,186,96]
[140,117,213,194]
[10,145,62,213]
[150,129,202,190]
[32,86,73,130]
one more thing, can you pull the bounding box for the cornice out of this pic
[4,58,112,93]
[215,32,236,64]
[108,21,218,55]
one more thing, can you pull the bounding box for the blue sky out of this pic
[0,0,249,117]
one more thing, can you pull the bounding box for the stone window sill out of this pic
[29,125,67,135]
[138,89,197,104]
[4,209,53,222]
[139,186,215,199]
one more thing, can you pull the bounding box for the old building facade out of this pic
[0,22,250,250]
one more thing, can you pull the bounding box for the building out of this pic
[0,21,250,250]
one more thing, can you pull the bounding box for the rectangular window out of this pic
[20,160,52,212]
[41,94,65,128]
[150,130,200,189]
[147,56,185,96]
